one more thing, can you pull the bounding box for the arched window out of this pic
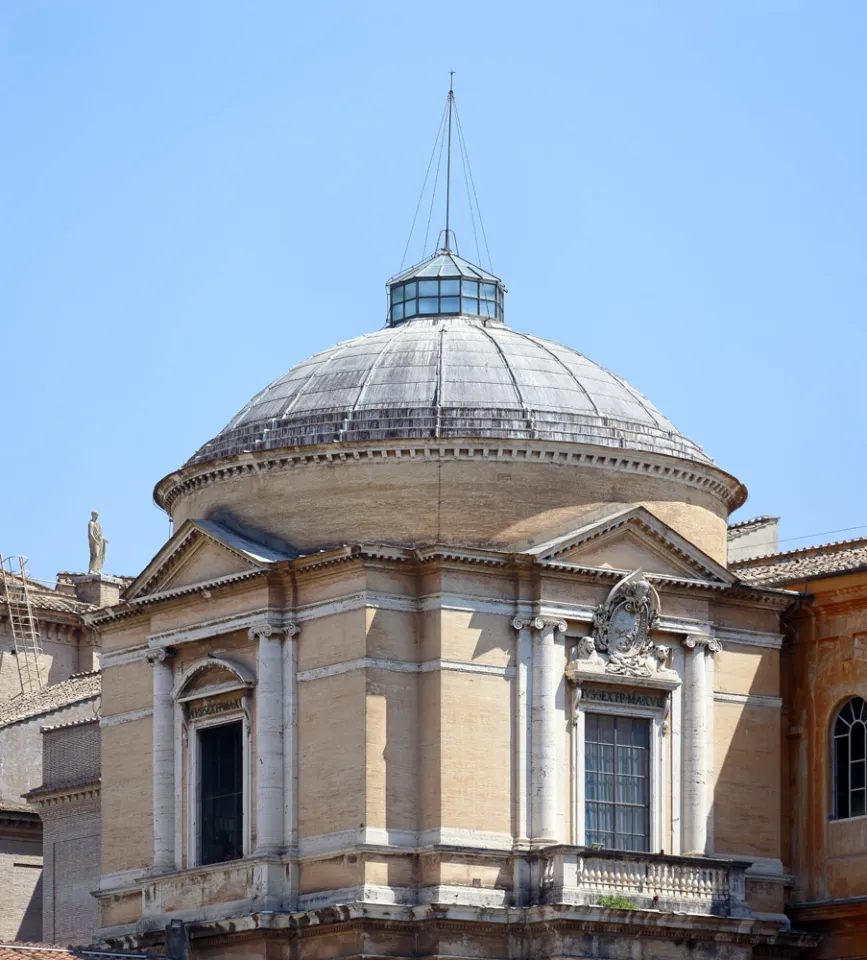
[834,697,867,819]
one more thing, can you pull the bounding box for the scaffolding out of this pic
[0,554,45,695]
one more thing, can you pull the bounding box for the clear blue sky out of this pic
[2,2,866,582]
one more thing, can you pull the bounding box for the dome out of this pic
[188,313,711,468]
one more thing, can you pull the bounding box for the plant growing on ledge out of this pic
[597,895,636,910]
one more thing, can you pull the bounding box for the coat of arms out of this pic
[575,569,668,678]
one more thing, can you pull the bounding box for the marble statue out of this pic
[88,511,108,576]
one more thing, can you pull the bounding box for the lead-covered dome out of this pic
[188,310,711,468]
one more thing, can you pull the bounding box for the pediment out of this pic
[528,506,734,585]
[125,518,294,601]
[158,538,255,591]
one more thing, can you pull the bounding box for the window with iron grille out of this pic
[584,713,650,852]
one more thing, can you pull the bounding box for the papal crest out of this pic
[575,569,669,678]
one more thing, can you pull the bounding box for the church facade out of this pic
[83,248,820,959]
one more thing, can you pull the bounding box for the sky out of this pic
[1,1,866,582]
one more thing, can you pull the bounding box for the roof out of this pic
[727,515,778,532]
[186,316,713,469]
[1,573,93,617]
[0,799,37,815]
[0,672,100,728]
[733,536,867,587]
[0,946,155,959]
[388,250,501,285]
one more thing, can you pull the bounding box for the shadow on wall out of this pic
[16,867,42,941]
[710,647,782,917]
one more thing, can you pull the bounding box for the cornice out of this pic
[25,777,101,807]
[153,439,746,515]
[87,569,266,625]
[90,544,795,627]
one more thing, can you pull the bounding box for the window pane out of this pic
[584,714,649,851]
[404,299,417,318]
[854,789,867,818]
[200,721,243,866]
[440,296,460,312]
[440,279,460,296]
[853,723,866,761]
[418,280,438,296]
[391,302,404,321]
[481,282,497,299]
[463,297,479,315]
[403,282,417,299]
[462,279,479,297]
[391,286,404,304]
[480,300,497,318]
[418,297,438,314]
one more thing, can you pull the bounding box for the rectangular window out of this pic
[585,713,650,852]
[199,721,243,865]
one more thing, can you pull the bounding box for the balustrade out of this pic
[540,847,750,918]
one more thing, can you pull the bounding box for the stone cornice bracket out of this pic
[512,616,567,633]
[146,647,176,665]
[684,634,723,656]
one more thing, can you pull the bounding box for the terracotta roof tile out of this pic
[1,573,94,616]
[0,672,100,728]
[733,536,867,586]
[0,945,156,959]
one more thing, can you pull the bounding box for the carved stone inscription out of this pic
[582,687,665,709]
[188,696,242,720]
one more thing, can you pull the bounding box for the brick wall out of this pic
[0,827,42,941]
[41,797,100,945]
[38,717,101,945]
[43,719,100,786]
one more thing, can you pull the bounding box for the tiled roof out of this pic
[727,515,778,532]
[41,716,99,733]
[0,672,100,728]
[733,536,867,587]
[0,798,36,814]
[0,945,155,959]
[1,574,93,616]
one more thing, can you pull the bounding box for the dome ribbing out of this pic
[187,316,711,468]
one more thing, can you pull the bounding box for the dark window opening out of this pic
[585,713,650,852]
[199,721,243,865]
[834,697,867,820]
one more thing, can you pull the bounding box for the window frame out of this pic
[832,696,867,821]
[584,712,652,852]
[186,702,252,868]
[573,696,665,853]
[388,276,502,323]
[171,658,255,871]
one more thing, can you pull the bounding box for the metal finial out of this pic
[444,72,455,252]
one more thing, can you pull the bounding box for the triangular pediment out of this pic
[527,506,735,584]
[124,517,295,601]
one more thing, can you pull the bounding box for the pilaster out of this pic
[681,634,721,856]
[147,647,175,872]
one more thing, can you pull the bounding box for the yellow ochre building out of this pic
[9,90,867,960]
